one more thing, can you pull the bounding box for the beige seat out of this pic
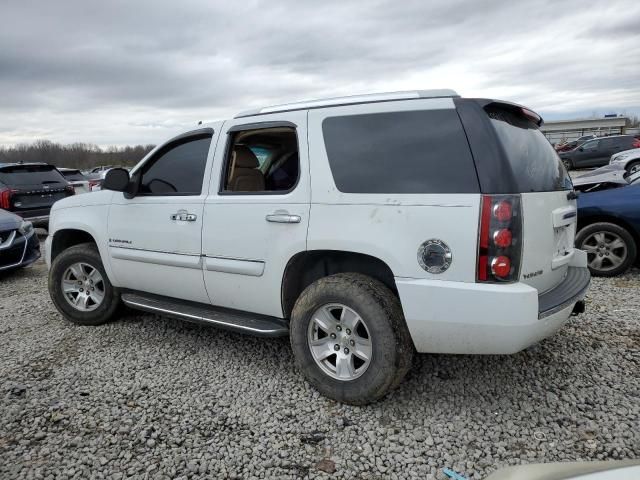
[228,145,265,192]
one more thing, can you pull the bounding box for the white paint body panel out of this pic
[201,111,310,317]
[45,97,589,356]
[105,124,223,304]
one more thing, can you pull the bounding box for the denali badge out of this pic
[417,239,452,274]
[523,270,543,279]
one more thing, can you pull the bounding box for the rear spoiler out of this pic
[466,98,543,127]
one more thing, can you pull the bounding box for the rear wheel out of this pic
[576,223,636,277]
[625,160,640,176]
[290,273,413,405]
[49,243,121,325]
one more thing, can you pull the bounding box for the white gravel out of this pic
[1,247,639,479]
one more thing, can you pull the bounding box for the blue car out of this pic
[0,209,41,272]
[576,173,640,276]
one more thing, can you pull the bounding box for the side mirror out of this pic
[103,168,130,192]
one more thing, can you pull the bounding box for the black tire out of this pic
[290,273,413,405]
[625,160,640,176]
[48,243,121,325]
[576,222,637,277]
[562,158,573,171]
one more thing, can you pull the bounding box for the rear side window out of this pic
[322,110,479,193]
[139,136,211,195]
[486,106,572,192]
[0,165,66,186]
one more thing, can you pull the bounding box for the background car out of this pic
[559,135,639,170]
[572,163,635,193]
[554,134,597,152]
[58,168,90,194]
[0,162,74,229]
[576,173,640,276]
[0,208,40,272]
[609,147,640,175]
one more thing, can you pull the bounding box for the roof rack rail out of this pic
[235,89,459,118]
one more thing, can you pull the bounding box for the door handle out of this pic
[266,211,301,224]
[170,210,197,222]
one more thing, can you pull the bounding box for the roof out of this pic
[235,89,459,118]
[0,162,50,168]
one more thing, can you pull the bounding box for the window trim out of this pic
[218,124,301,196]
[135,130,213,197]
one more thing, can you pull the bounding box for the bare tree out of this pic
[0,141,155,170]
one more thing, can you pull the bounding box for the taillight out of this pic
[0,188,14,209]
[88,180,100,191]
[477,194,522,282]
[633,139,640,148]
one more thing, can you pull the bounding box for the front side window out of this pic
[139,135,211,195]
[582,140,599,151]
[221,127,299,193]
[322,109,479,194]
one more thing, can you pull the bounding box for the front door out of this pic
[107,128,219,303]
[202,112,310,317]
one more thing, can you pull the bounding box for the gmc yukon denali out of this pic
[46,90,590,404]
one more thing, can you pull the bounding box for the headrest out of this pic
[233,145,259,168]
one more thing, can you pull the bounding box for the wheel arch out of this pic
[281,249,398,318]
[50,229,98,261]
[577,214,640,248]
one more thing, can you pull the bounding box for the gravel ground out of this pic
[1,244,639,479]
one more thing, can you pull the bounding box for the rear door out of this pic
[201,112,310,317]
[481,103,577,293]
[0,165,72,220]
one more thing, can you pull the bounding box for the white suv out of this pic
[46,90,590,404]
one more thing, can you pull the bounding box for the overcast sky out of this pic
[1,0,639,147]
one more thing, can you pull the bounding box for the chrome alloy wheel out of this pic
[582,231,628,272]
[307,303,372,381]
[61,262,105,312]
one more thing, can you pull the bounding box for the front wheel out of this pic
[626,160,640,176]
[290,273,414,405]
[48,243,121,325]
[576,223,637,277]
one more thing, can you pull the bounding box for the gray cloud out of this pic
[0,0,639,146]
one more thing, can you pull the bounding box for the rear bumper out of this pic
[396,256,590,355]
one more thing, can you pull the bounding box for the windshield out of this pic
[0,165,67,186]
[486,106,572,192]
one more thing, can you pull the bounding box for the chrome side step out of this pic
[121,292,289,337]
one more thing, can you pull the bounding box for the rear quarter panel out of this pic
[307,98,480,281]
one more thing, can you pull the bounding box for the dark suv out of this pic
[0,163,74,229]
[559,135,640,170]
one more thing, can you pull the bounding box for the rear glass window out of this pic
[322,109,479,194]
[61,170,86,181]
[486,107,572,192]
[0,165,66,186]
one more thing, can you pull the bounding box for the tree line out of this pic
[0,140,155,171]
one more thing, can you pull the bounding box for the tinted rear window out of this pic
[0,165,67,186]
[61,170,86,181]
[322,109,479,193]
[486,106,572,192]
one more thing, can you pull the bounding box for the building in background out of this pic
[541,116,639,145]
